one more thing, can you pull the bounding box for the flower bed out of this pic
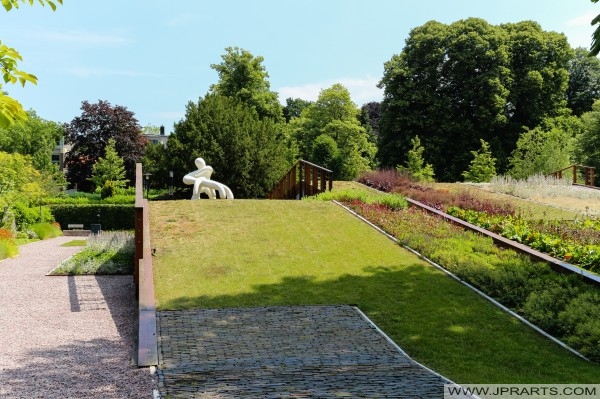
[313,190,600,363]
[447,207,600,273]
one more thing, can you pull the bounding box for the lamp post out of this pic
[144,172,152,199]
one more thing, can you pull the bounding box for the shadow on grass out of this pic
[159,264,600,384]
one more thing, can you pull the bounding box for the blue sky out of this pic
[2,0,598,133]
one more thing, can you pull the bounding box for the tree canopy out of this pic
[291,84,376,180]
[0,0,61,127]
[64,100,146,192]
[577,100,600,179]
[378,18,573,181]
[0,109,64,171]
[210,47,283,122]
[166,94,292,198]
[567,48,600,116]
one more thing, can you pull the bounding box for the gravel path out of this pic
[0,236,156,398]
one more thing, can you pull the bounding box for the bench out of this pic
[67,224,84,230]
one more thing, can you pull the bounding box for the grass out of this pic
[150,199,600,384]
[60,239,87,247]
[49,231,133,275]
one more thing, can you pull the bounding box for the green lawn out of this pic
[150,199,600,384]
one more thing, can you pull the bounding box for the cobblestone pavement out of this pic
[157,305,450,398]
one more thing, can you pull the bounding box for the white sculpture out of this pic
[183,158,234,200]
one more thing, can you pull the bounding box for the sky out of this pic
[2,0,599,133]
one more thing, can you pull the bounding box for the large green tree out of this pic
[210,47,283,122]
[567,48,600,116]
[166,94,292,198]
[0,109,64,171]
[291,84,376,180]
[378,18,572,181]
[1,0,61,127]
[64,100,146,192]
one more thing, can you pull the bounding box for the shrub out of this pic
[30,222,63,240]
[0,228,17,259]
[521,282,582,335]
[462,139,496,183]
[50,204,135,230]
[307,188,407,211]
[558,292,600,361]
[101,180,117,199]
[50,231,134,275]
[11,202,54,230]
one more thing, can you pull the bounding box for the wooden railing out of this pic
[551,165,596,187]
[268,159,333,199]
[134,163,158,367]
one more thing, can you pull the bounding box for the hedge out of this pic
[50,204,135,231]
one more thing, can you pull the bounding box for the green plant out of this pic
[100,180,116,199]
[50,204,135,230]
[11,201,54,230]
[0,228,17,259]
[462,139,496,182]
[396,135,435,182]
[30,222,62,239]
[50,231,134,275]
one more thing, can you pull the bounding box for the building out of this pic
[143,125,169,147]
[51,137,71,171]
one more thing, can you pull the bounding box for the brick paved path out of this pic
[157,305,450,398]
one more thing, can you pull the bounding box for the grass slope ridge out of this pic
[150,199,600,383]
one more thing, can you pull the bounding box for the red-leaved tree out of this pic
[64,100,146,192]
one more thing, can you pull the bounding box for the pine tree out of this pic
[462,139,496,182]
[89,138,128,195]
[397,135,435,182]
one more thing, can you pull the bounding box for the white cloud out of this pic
[31,29,132,46]
[566,11,598,27]
[277,75,382,106]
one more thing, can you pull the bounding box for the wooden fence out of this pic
[551,164,596,187]
[134,163,158,367]
[268,159,333,199]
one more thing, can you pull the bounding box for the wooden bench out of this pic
[67,224,84,230]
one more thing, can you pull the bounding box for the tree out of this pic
[396,136,435,182]
[576,100,600,180]
[291,84,376,180]
[378,18,572,181]
[359,101,381,146]
[166,94,292,198]
[210,47,283,122]
[1,0,61,127]
[0,109,64,171]
[89,138,128,194]
[566,48,600,116]
[508,116,581,179]
[462,139,496,182]
[283,97,312,123]
[591,0,600,56]
[64,100,146,192]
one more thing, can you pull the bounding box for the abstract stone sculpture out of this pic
[183,158,234,199]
